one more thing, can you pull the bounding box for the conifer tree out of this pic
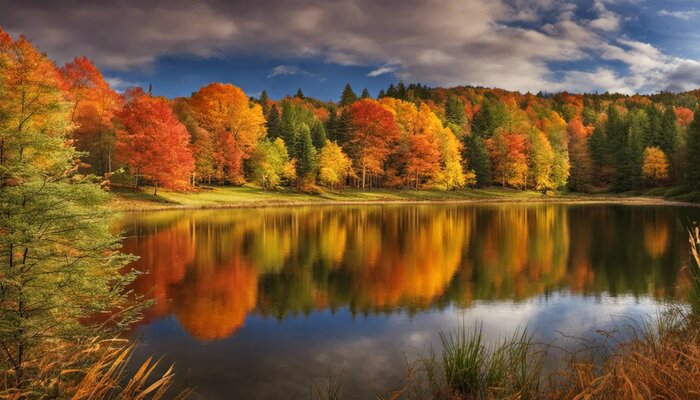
[340,83,358,106]
[464,134,492,186]
[296,124,317,180]
[266,104,282,139]
[311,119,327,149]
[687,108,700,189]
[361,88,370,99]
[445,95,467,127]
[259,89,271,116]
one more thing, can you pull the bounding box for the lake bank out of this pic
[110,185,699,211]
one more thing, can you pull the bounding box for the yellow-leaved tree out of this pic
[318,141,354,189]
[642,146,669,186]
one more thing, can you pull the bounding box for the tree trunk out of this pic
[154,182,158,196]
[362,164,366,189]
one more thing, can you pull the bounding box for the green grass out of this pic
[111,183,700,211]
[434,324,543,399]
[110,184,553,210]
[641,184,700,204]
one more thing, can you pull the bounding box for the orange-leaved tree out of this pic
[487,128,528,188]
[189,83,266,184]
[642,146,669,186]
[60,57,123,175]
[348,99,400,189]
[116,89,194,193]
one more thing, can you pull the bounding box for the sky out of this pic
[2,0,700,101]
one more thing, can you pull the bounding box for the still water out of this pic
[118,203,699,399]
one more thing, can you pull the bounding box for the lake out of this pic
[118,203,699,399]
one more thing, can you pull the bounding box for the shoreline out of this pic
[111,191,700,212]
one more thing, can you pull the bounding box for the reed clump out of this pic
[0,338,187,400]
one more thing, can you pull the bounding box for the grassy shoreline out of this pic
[110,185,700,211]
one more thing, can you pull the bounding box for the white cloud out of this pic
[367,65,397,77]
[2,0,699,94]
[659,9,700,20]
[267,65,311,78]
[104,76,141,92]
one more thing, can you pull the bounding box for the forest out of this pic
[2,29,699,198]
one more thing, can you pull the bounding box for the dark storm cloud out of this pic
[2,0,700,93]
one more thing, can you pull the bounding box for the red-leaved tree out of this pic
[348,99,400,188]
[116,89,195,194]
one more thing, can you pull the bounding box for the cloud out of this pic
[1,0,698,93]
[367,65,397,77]
[104,76,141,92]
[267,65,311,78]
[659,9,700,20]
[588,0,621,31]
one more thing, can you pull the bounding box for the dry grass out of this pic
[0,338,187,400]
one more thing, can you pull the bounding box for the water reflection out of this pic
[120,204,695,342]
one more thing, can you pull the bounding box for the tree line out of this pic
[6,28,700,196]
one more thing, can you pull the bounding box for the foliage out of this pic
[116,89,195,193]
[250,138,294,189]
[642,146,669,186]
[0,28,145,395]
[318,141,353,189]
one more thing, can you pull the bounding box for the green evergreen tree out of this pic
[296,124,317,179]
[328,107,352,145]
[615,110,646,191]
[259,89,270,116]
[295,88,304,99]
[396,81,407,100]
[310,119,327,149]
[464,134,492,186]
[386,83,397,98]
[280,101,299,157]
[644,104,662,148]
[687,108,700,189]
[588,122,607,185]
[445,95,467,127]
[266,104,282,139]
[360,88,370,99]
[659,106,678,156]
[340,83,358,106]
[472,98,507,138]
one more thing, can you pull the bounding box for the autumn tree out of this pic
[116,89,195,193]
[318,141,353,189]
[190,83,266,184]
[487,128,528,188]
[435,123,469,189]
[250,138,294,189]
[642,146,669,186]
[567,118,593,191]
[348,99,400,188]
[60,57,122,175]
[0,30,138,390]
[528,128,555,191]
